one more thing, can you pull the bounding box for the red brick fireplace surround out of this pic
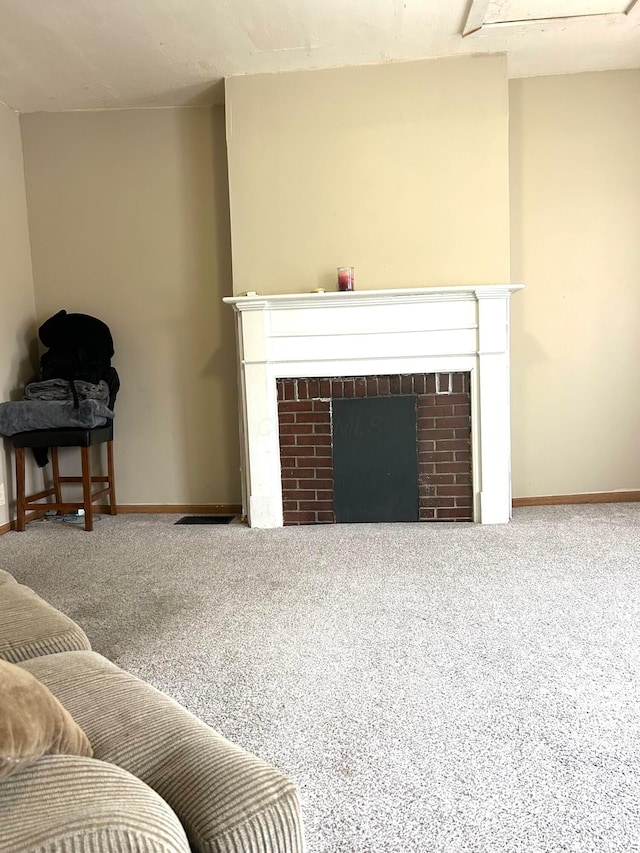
[276,372,472,525]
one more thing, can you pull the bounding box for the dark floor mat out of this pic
[175,515,236,525]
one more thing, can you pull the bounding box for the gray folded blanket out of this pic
[24,378,110,404]
[0,400,114,436]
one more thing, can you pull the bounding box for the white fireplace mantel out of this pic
[224,284,523,528]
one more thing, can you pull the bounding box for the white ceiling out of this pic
[0,0,638,113]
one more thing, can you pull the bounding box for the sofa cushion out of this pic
[0,754,191,853]
[0,659,92,780]
[0,577,91,663]
[21,651,305,853]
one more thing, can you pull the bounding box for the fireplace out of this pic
[223,285,522,527]
[276,372,472,524]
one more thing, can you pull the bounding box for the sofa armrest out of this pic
[20,651,305,853]
[0,754,190,853]
[0,579,91,663]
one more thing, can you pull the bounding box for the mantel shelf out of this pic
[224,284,524,312]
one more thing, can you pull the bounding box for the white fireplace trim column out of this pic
[224,284,523,528]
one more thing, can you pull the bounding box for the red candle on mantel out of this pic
[337,266,354,291]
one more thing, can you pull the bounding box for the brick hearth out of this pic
[276,372,472,525]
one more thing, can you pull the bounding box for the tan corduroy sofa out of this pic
[0,569,305,853]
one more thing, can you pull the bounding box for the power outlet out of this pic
[0,484,5,507]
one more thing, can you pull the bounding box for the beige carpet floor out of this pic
[2,504,640,853]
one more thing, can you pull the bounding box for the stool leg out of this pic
[51,447,63,514]
[15,447,26,532]
[81,446,94,532]
[107,440,117,515]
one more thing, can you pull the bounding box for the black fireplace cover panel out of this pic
[332,395,419,523]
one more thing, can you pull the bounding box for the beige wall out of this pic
[20,107,240,506]
[510,70,640,497]
[9,64,638,512]
[0,101,39,528]
[226,55,511,295]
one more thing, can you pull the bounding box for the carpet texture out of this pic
[2,504,640,852]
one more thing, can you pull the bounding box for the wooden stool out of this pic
[12,424,117,532]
